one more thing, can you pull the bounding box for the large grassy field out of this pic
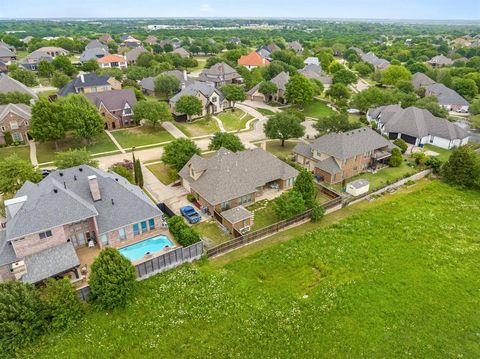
[24,181,480,358]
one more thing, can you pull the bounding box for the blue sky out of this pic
[0,0,479,20]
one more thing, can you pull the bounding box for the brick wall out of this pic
[12,225,68,258]
[0,111,29,144]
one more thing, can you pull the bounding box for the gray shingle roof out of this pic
[170,81,224,104]
[428,55,454,66]
[426,83,469,106]
[6,166,161,240]
[80,48,109,63]
[271,71,290,91]
[0,230,17,266]
[179,148,299,205]
[0,44,16,58]
[141,70,192,93]
[126,47,148,62]
[0,74,38,99]
[85,89,137,112]
[172,47,190,58]
[59,73,111,97]
[21,242,80,284]
[85,40,108,51]
[198,62,241,84]
[411,72,436,90]
[221,206,253,224]
[315,157,341,174]
[371,106,468,140]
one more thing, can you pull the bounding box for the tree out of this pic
[414,96,448,118]
[161,138,201,172]
[54,148,99,169]
[285,75,315,106]
[393,138,408,154]
[37,59,55,78]
[0,154,42,196]
[52,55,77,76]
[175,95,203,121]
[396,80,414,94]
[264,112,305,147]
[353,62,373,76]
[442,146,480,188]
[133,101,172,127]
[451,77,478,101]
[167,216,201,247]
[154,73,180,97]
[351,87,391,112]
[389,148,403,167]
[0,281,45,355]
[29,98,66,148]
[40,278,84,330]
[220,84,246,107]
[314,113,360,134]
[134,159,144,188]
[310,202,325,222]
[110,164,134,183]
[332,68,357,85]
[88,247,137,310]
[60,94,104,142]
[0,91,32,105]
[81,59,99,72]
[380,65,411,86]
[10,67,38,87]
[208,132,245,152]
[470,99,480,115]
[258,81,278,99]
[273,190,305,219]
[293,169,317,207]
[51,71,71,89]
[407,62,429,74]
[326,83,350,102]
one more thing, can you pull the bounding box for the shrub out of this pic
[310,202,325,222]
[273,190,306,219]
[411,152,427,166]
[89,247,137,310]
[393,138,408,154]
[187,194,196,202]
[40,278,84,330]
[110,165,134,183]
[167,216,202,246]
[389,148,403,167]
[0,281,45,355]
[425,156,443,174]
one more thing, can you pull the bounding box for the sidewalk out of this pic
[28,139,38,167]
[104,130,126,154]
[162,121,187,139]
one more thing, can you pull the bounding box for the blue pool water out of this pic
[119,235,174,261]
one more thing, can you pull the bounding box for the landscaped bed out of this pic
[147,162,178,185]
[111,126,175,149]
[174,118,220,137]
[217,109,252,131]
[24,181,480,358]
[302,99,335,119]
[35,132,118,164]
[0,145,31,162]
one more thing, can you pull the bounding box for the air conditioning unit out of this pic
[240,226,251,235]
[11,260,27,280]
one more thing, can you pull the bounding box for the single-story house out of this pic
[172,47,191,58]
[0,42,16,63]
[198,62,243,88]
[350,47,390,70]
[238,51,270,71]
[425,83,469,113]
[411,72,436,90]
[79,47,109,63]
[247,71,290,103]
[85,89,137,130]
[298,64,333,86]
[85,40,109,52]
[304,57,320,66]
[226,37,242,45]
[125,47,148,64]
[427,55,454,67]
[287,41,303,54]
[179,147,298,217]
[293,127,395,183]
[0,103,31,144]
[99,34,114,44]
[97,54,128,69]
[59,73,121,97]
[145,35,158,46]
[367,105,469,149]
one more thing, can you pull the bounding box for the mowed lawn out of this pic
[36,132,118,164]
[174,118,220,137]
[0,145,31,162]
[110,126,175,149]
[303,99,335,119]
[24,181,480,358]
[423,144,452,162]
[256,140,299,158]
[146,162,178,185]
[217,109,252,131]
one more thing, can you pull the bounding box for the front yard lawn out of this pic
[110,126,174,149]
[303,99,335,119]
[423,144,452,162]
[256,140,298,159]
[174,118,220,137]
[147,162,178,185]
[195,220,232,247]
[26,181,480,358]
[0,145,31,162]
[217,109,252,131]
[36,132,118,164]
[256,108,276,116]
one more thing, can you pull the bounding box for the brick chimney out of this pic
[88,175,101,201]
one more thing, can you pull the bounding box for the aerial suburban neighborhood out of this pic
[0,2,479,357]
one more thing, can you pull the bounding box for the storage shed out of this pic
[346,179,370,196]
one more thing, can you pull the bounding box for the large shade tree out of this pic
[264,112,305,147]
[175,95,203,121]
[161,138,201,172]
[133,101,172,126]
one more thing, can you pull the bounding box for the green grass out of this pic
[332,159,418,192]
[35,132,118,164]
[195,220,232,246]
[217,109,252,131]
[423,144,452,162]
[256,140,298,158]
[174,118,220,137]
[188,57,208,73]
[146,162,178,185]
[0,145,31,162]
[303,99,335,119]
[110,126,174,149]
[471,114,480,129]
[248,199,281,231]
[256,108,276,116]
[24,181,480,358]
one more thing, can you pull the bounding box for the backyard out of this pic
[195,220,232,247]
[216,109,253,131]
[146,162,178,185]
[0,145,31,162]
[302,99,335,119]
[110,126,175,149]
[23,181,480,358]
[423,144,452,162]
[174,118,220,137]
[256,140,298,158]
[35,132,118,164]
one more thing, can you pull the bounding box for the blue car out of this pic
[180,206,201,224]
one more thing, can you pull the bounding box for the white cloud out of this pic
[200,3,214,12]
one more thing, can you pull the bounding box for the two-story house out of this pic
[247,71,290,103]
[179,148,298,234]
[198,62,243,88]
[293,127,395,183]
[85,89,137,130]
[58,73,121,97]
[0,74,38,100]
[0,103,31,144]
[97,54,128,69]
[0,166,163,284]
[170,82,227,121]
[140,70,193,96]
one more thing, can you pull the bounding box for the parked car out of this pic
[180,205,201,224]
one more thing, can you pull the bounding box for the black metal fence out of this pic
[157,202,176,218]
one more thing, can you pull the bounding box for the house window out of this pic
[100,234,109,245]
[0,126,5,132]
[118,228,126,241]
[133,223,140,236]
[12,132,23,142]
[238,193,253,205]
[149,218,155,230]
[123,107,132,116]
[220,201,229,210]
[286,178,294,187]
[10,121,18,130]
[141,221,147,233]
[39,230,53,239]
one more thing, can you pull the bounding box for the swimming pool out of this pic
[118,235,174,261]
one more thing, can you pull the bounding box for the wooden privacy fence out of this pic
[77,241,204,300]
[207,196,342,258]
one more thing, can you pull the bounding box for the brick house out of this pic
[293,127,395,184]
[0,166,164,284]
[198,62,243,88]
[247,71,290,103]
[97,54,128,69]
[179,148,298,232]
[59,73,121,97]
[85,89,137,130]
[0,103,31,144]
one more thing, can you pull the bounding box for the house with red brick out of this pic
[0,103,31,144]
